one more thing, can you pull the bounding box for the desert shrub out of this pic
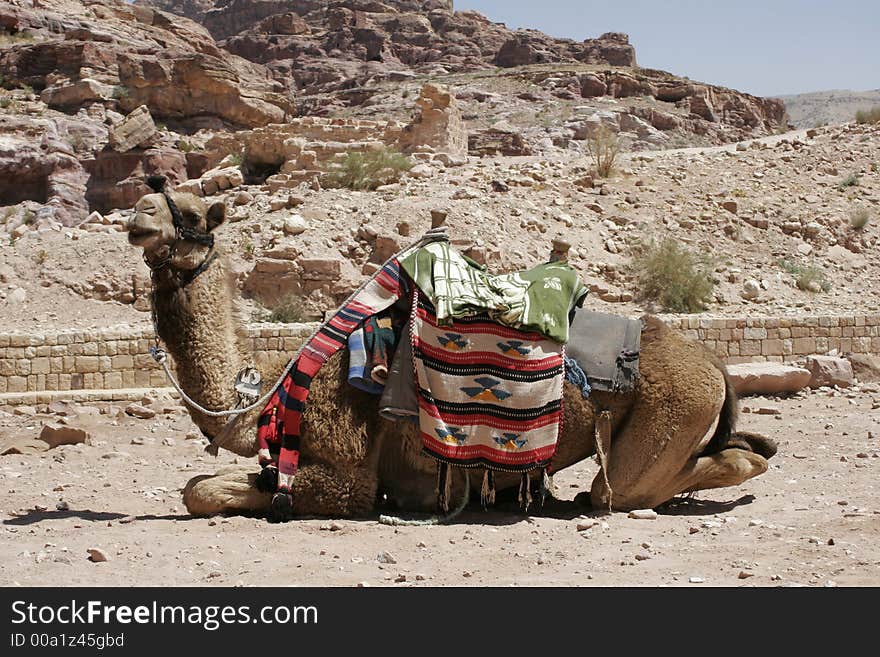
[849,207,870,230]
[262,294,308,323]
[632,238,715,313]
[177,139,197,153]
[325,148,413,191]
[855,107,880,125]
[228,152,244,166]
[22,209,36,225]
[111,85,130,100]
[0,97,11,109]
[779,259,830,293]
[838,173,860,189]
[34,249,47,265]
[586,125,620,178]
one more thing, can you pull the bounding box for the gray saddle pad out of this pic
[566,309,642,393]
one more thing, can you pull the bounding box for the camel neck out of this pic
[151,252,248,439]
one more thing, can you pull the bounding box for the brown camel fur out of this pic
[127,190,775,519]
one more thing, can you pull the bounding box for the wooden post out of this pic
[430,209,448,229]
[549,237,571,262]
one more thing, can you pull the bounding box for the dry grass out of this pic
[849,207,870,230]
[855,107,880,125]
[632,238,716,312]
[779,259,831,293]
[261,295,309,323]
[325,148,413,191]
[586,125,620,178]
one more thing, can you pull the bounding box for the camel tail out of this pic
[699,359,739,457]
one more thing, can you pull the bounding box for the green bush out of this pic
[632,238,715,313]
[325,148,413,191]
[838,173,860,189]
[855,107,880,125]
[779,259,830,293]
[262,294,308,323]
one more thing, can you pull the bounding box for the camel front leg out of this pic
[183,462,380,518]
[183,465,272,516]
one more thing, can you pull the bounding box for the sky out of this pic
[454,0,879,97]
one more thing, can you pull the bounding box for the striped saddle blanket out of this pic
[412,292,564,473]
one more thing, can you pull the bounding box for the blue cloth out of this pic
[564,354,591,399]
[347,327,384,394]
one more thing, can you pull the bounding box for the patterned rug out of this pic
[412,291,565,473]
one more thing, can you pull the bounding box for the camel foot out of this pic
[182,466,272,517]
[727,431,777,460]
[269,492,295,523]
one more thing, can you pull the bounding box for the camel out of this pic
[125,186,776,520]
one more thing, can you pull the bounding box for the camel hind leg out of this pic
[590,323,768,511]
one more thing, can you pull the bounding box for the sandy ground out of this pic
[1,386,878,588]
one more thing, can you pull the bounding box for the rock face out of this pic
[83,148,189,214]
[0,116,90,226]
[144,0,786,149]
[727,362,812,396]
[0,0,293,128]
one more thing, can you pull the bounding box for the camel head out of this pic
[126,176,226,272]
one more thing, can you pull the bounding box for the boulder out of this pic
[39,423,91,448]
[726,362,812,396]
[803,355,855,388]
[108,105,158,153]
[846,353,880,383]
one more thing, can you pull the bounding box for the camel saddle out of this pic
[565,309,642,394]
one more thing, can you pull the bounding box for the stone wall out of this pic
[664,314,880,365]
[0,323,315,405]
[2,315,879,405]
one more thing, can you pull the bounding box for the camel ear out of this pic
[206,201,226,232]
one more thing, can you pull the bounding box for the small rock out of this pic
[576,518,598,531]
[689,576,704,584]
[283,214,308,236]
[7,287,27,304]
[741,279,761,300]
[738,571,753,579]
[628,509,658,520]
[55,501,69,511]
[125,403,156,419]
[377,551,397,564]
[87,548,109,563]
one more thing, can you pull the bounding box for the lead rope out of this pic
[148,226,450,420]
[378,472,470,526]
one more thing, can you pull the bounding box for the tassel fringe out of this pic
[480,469,496,510]
[437,462,453,514]
[518,472,532,513]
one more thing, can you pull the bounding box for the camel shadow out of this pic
[2,509,209,526]
[655,494,757,516]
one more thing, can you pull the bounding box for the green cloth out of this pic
[400,240,588,343]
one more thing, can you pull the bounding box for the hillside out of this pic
[780,89,880,128]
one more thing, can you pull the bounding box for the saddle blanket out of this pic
[413,292,564,472]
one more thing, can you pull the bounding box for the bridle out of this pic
[142,175,216,281]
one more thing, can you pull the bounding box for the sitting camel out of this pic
[126,186,775,519]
